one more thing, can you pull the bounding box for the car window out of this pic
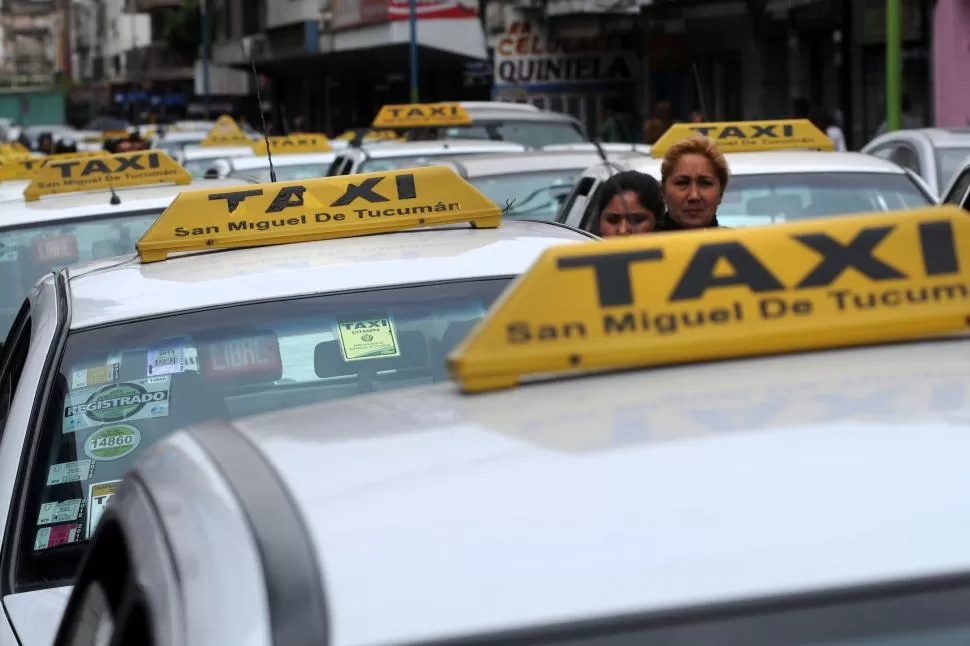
[935,148,970,192]
[468,579,970,646]
[0,210,162,340]
[16,277,512,587]
[470,169,583,221]
[437,121,586,147]
[942,167,970,208]
[889,145,921,174]
[557,176,596,224]
[227,163,332,183]
[709,172,931,228]
[0,302,31,432]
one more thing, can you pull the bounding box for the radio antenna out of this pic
[591,138,631,234]
[250,59,277,183]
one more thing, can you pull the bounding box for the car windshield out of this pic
[936,147,970,192]
[0,210,162,338]
[17,277,511,586]
[717,172,932,227]
[464,578,970,646]
[432,121,586,147]
[227,163,332,183]
[470,169,583,221]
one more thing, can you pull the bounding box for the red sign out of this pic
[199,333,283,381]
[32,235,79,264]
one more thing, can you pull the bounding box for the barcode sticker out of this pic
[147,342,185,377]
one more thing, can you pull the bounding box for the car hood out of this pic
[4,587,72,645]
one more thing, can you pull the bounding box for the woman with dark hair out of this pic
[591,170,666,237]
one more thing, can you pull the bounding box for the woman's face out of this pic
[599,191,657,237]
[663,153,722,228]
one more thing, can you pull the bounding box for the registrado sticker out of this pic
[63,375,170,433]
[84,424,141,461]
[34,523,81,551]
[334,315,401,362]
[87,480,122,539]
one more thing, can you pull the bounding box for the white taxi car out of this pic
[0,166,593,645]
[0,151,249,340]
[862,126,970,196]
[327,139,526,176]
[559,119,937,232]
[53,204,970,645]
[224,135,337,183]
[179,145,256,179]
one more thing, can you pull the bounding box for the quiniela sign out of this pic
[493,20,636,88]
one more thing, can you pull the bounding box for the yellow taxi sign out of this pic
[0,151,108,181]
[0,143,27,155]
[372,102,472,129]
[336,130,357,141]
[252,134,331,155]
[136,165,502,263]
[103,129,131,139]
[201,114,252,147]
[24,150,190,201]
[448,205,970,393]
[363,130,403,142]
[650,119,833,158]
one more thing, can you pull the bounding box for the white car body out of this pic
[558,150,937,230]
[0,218,593,645]
[862,127,970,196]
[329,140,526,176]
[178,145,257,178]
[225,152,337,183]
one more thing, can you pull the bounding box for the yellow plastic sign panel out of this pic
[363,130,403,142]
[372,103,472,129]
[336,130,357,141]
[103,129,131,139]
[449,205,970,393]
[0,151,109,181]
[252,135,332,155]
[650,119,834,158]
[201,114,252,147]
[24,150,190,201]
[0,143,27,155]
[136,165,502,263]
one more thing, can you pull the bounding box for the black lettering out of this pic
[558,250,664,307]
[795,226,905,288]
[919,220,959,276]
[719,126,746,139]
[51,161,80,178]
[81,159,111,176]
[266,186,306,213]
[209,189,264,214]
[604,313,636,334]
[114,154,144,172]
[750,125,776,138]
[331,177,387,206]
[670,242,784,301]
[507,322,531,343]
[396,174,416,200]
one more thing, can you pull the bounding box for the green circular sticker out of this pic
[84,424,141,461]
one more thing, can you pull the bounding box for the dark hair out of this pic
[591,170,665,235]
[54,138,77,154]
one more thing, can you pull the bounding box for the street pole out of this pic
[201,0,211,120]
[885,0,901,131]
[408,0,418,102]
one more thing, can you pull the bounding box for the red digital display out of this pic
[32,235,79,264]
[199,332,283,381]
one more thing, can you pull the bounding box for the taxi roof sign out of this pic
[650,119,834,158]
[0,142,27,155]
[252,134,332,155]
[136,165,502,263]
[201,114,252,147]
[0,151,105,181]
[448,205,970,393]
[372,102,472,129]
[24,150,190,201]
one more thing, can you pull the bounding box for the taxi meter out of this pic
[448,205,970,393]
[650,119,835,158]
[135,165,502,262]
[23,150,190,201]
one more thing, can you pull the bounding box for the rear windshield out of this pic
[227,163,332,183]
[17,278,510,587]
[459,578,970,646]
[470,169,583,221]
[716,172,932,227]
[0,210,162,339]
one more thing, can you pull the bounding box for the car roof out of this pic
[182,146,256,160]
[463,107,580,124]
[450,150,612,177]
[229,153,336,170]
[614,150,907,177]
[356,140,526,159]
[221,334,970,645]
[918,128,970,147]
[65,220,591,329]
[0,178,251,228]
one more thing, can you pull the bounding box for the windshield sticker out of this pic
[37,499,83,526]
[71,362,121,391]
[33,523,81,551]
[47,459,95,486]
[63,376,171,433]
[147,341,186,377]
[334,315,400,362]
[87,480,122,539]
[84,424,141,462]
